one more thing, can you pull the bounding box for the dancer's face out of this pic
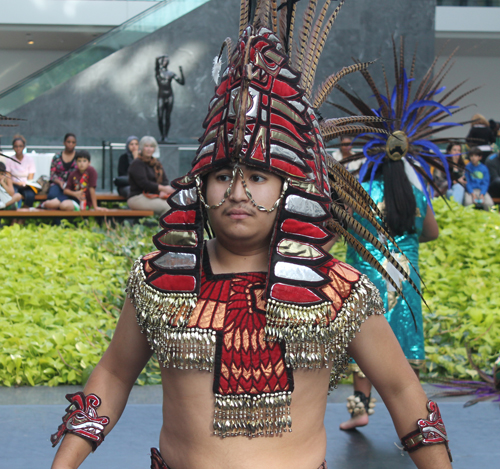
[205,164,283,248]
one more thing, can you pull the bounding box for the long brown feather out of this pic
[413,55,440,102]
[325,100,358,117]
[330,204,422,295]
[438,78,469,104]
[278,0,288,45]
[0,114,25,121]
[287,1,298,57]
[418,48,459,104]
[327,162,387,222]
[239,0,250,36]
[330,196,425,295]
[254,0,271,28]
[320,115,387,129]
[334,84,377,117]
[445,85,482,108]
[327,221,415,312]
[414,120,475,141]
[322,125,389,142]
[329,182,384,233]
[294,0,318,71]
[406,43,418,99]
[271,0,278,33]
[301,0,333,88]
[313,61,375,108]
[304,0,346,94]
[355,61,388,116]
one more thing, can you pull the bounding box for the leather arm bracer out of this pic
[400,400,452,462]
[50,392,110,452]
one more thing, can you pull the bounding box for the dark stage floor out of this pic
[1,385,498,468]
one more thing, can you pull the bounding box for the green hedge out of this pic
[0,201,499,387]
[0,220,157,387]
[420,200,500,379]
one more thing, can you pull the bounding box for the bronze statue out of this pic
[155,55,185,142]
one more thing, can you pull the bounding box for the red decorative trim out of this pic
[50,392,109,452]
[400,400,452,462]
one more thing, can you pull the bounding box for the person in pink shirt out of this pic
[5,134,36,207]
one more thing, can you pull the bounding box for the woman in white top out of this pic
[5,134,36,207]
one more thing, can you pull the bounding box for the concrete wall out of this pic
[0,50,67,93]
[3,0,436,184]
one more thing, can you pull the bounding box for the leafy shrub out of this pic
[0,220,157,387]
[420,200,500,379]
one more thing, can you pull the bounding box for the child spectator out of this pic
[0,162,23,210]
[43,133,78,209]
[5,134,36,207]
[62,150,98,211]
[464,147,494,210]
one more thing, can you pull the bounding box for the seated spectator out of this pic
[331,136,364,173]
[485,152,500,199]
[43,133,78,209]
[464,147,494,211]
[434,143,466,204]
[466,114,495,161]
[5,134,36,207]
[61,150,99,211]
[114,135,139,199]
[0,162,23,209]
[127,136,174,216]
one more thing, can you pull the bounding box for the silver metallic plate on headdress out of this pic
[279,68,296,79]
[285,195,326,218]
[171,187,198,206]
[154,252,197,269]
[270,145,303,166]
[274,261,323,282]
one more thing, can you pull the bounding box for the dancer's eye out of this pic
[216,173,232,182]
[249,174,266,183]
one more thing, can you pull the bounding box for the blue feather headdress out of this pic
[325,38,478,206]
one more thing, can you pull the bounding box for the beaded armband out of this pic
[400,400,452,462]
[50,392,110,452]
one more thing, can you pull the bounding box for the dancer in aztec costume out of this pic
[330,39,476,430]
[51,2,452,468]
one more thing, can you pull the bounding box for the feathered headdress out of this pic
[327,38,478,204]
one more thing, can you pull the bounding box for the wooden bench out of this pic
[35,193,126,202]
[493,198,500,205]
[0,209,153,218]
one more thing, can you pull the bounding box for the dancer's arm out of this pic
[348,314,452,469]
[418,209,439,243]
[51,298,153,469]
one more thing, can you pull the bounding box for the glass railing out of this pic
[0,0,211,115]
[437,1,500,5]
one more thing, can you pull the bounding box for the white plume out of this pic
[212,55,222,85]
